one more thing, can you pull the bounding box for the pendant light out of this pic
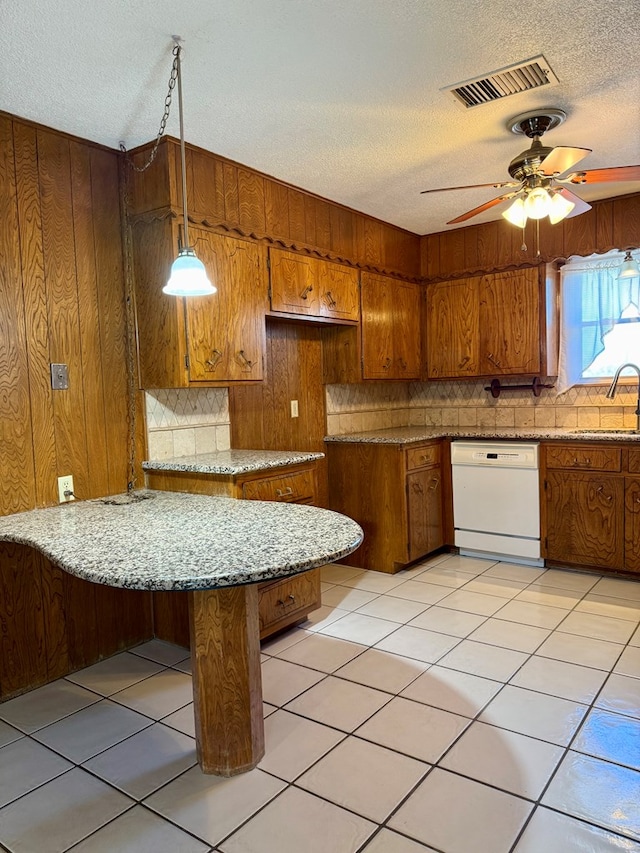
[618,250,640,281]
[163,41,215,297]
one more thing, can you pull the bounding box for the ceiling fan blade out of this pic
[556,187,592,218]
[446,192,518,225]
[564,164,640,184]
[539,146,591,176]
[420,181,518,194]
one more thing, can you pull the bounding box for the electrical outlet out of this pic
[57,475,75,503]
[290,399,299,418]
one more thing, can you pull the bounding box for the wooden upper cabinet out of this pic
[425,277,478,378]
[131,219,267,388]
[425,267,543,379]
[361,273,421,379]
[269,248,359,323]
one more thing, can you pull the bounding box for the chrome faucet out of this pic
[606,362,640,431]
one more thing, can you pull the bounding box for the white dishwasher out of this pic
[451,441,542,566]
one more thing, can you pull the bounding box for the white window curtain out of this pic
[557,250,640,394]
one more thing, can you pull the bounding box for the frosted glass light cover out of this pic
[524,187,551,220]
[163,250,216,296]
[502,197,528,228]
[548,192,575,225]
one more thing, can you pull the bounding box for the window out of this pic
[556,249,640,393]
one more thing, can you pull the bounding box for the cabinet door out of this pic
[425,278,479,378]
[545,471,624,569]
[480,269,541,375]
[269,249,319,315]
[361,272,394,378]
[407,466,444,561]
[625,478,640,573]
[186,231,267,382]
[393,282,422,379]
[317,263,360,321]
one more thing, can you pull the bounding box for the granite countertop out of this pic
[143,449,325,475]
[0,490,363,591]
[324,426,640,444]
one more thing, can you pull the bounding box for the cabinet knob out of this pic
[300,284,313,300]
[205,348,223,371]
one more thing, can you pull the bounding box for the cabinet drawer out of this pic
[406,444,441,471]
[545,445,621,472]
[258,570,320,634]
[628,449,640,474]
[242,470,314,502]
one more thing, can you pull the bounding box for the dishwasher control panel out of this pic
[451,441,539,469]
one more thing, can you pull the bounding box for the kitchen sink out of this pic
[567,428,640,434]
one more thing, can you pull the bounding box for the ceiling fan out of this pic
[421,109,640,227]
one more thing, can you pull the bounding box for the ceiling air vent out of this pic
[444,55,559,108]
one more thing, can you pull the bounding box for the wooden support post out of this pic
[188,584,264,775]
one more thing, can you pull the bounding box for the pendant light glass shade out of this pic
[163,248,216,296]
[547,191,575,225]
[502,197,527,228]
[524,187,551,220]
[618,250,640,280]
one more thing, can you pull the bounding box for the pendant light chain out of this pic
[119,43,180,172]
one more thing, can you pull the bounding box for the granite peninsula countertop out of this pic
[324,426,640,444]
[143,449,324,475]
[0,490,363,591]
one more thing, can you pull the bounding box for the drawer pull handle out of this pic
[411,482,424,495]
[382,357,392,370]
[596,486,613,502]
[205,348,223,370]
[572,458,591,467]
[276,594,296,607]
[275,487,294,498]
[325,290,337,309]
[429,477,440,491]
[458,356,470,369]
[398,358,407,371]
[300,284,313,300]
[486,352,502,368]
[237,350,254,371]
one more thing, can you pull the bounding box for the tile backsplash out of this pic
[145,388,231,459]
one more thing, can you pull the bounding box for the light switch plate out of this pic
[290,400,299,418]
[50,363,69,390]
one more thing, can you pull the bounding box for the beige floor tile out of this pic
[389,768,532,853]
[433,589,507,616]
[631,624,640,646]
[83,723,196,799]
[0,767,132,853]
[361,828,439,852]
[400,665,502,718]
[615,646,640,678]
[65,651,165,695]
[412,567,473,588]
[596,673,640,719]
[515,585,584,610]
[70,804,210,853]
[469,618,550,653]
[145,766,285,847]
[275,632,366,672]
[161,703,196,737]
[130,639,190,666]
[481,563,546,582]
[284,676,391,732]
[573,708,640,770]
[0,720,22,748]
[535,569,599,592]
[462,576,529,599]
[494,600,570,629]
[440,721,564,799]
[356,595,429,624]
[298,736,427,822]
[320,581,336,593]
[258,709,344,781]
[437,639,528,681]
[340,572,407,593]
[173,657,192,674]
[0,679,101,733]
[302,604,350,632]
[261,627,309,655]
[320,564,364,584]
[514,806,640,853]
[542,752,640,841]
[321,586,380,611]
[32,698,152,763]
[575,594,640,622]
[260,658,325,706]
[408,606,487,637]
[219,786,376,853]
[437,555,497,574]
[336,648,429,694]
[479,685,588,745]
[356,696,469,763]
[0,738,72,807]
[111,669,193,719]
[510,656,608,703]
[556,611,637,643]
[388,581,452,605]
[591,577,640,601]
[319,612,398,645]
[375,625,460,664]
[536,632,624,670]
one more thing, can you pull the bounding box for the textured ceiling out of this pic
[2,0,640,234]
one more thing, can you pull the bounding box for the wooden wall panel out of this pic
[238,168,266,233]
[223,162,240,224]
[288,188,307,244]
[613,195,640,249]
[564,208,597,258]
[264,181,290,239]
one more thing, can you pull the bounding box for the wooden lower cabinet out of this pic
[542,442,638,574]
[146,461,322,642]
[326,440,446,573]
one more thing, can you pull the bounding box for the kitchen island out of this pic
[0,490,363,775]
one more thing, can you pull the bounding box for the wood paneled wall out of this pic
[229,320,329,507]
[0,114,152,699]
[421,193,640,280]
[128,138,421,280]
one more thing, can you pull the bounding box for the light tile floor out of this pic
[1,554,640,852]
